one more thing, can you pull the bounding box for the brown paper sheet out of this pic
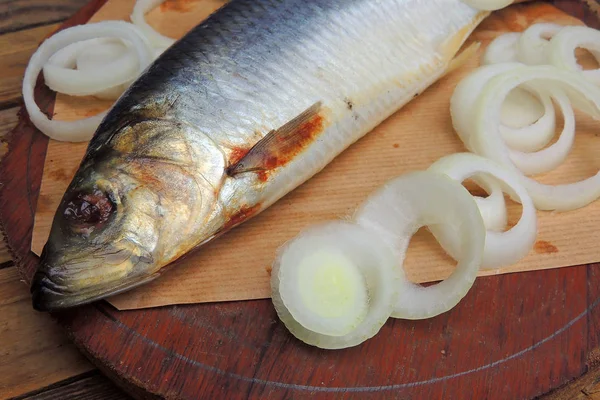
[31,1,600,310]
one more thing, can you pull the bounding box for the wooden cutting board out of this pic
[3,1,600,399]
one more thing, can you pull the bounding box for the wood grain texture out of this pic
[2,1,600,400]
[0,23,59,109]
[542,366,600,399]
[0,107,20,266]
[554,0,600,27]
[0,0,89,34]
[0,0,109,281]
[53,264,598,400]
[0,268,93,399]
[12,372,130,400]
[0,108,18,157]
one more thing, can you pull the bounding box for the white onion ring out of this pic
[23,21,153,142]
[482,32,520,65]
[428,153,537,270]
[131,0,176,49]
[549,25,600,85]
[452,64,559,155]
[500,85,556,152]
[469,64,600,211]
[450,62,524,152]
[43,38,141,98]
[517,23,563,66]
[354,170,485,320]
[271,221,400,349]
[507,87,575,176]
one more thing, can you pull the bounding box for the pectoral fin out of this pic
[227,101,324,176]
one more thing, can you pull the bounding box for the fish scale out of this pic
[31,0,489,311]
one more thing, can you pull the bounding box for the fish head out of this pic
[32,119,225,311]
[32,161,160,311]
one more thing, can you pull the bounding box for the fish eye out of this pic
[63,188,114,229]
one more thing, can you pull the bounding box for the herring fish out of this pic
[31,0,489,311]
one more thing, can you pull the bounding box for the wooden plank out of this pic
[0,267,93,399]
[0,108,18,157]
[0,2,122,398]
[0,0,89,35]
[0,107,20,266]
[0,24,59,109]
[13,372,130,400]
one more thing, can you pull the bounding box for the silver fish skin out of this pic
[31,0,487,311]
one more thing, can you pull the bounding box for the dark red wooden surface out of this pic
[2,1,600,399]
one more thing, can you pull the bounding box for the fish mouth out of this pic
[30,268,159,312]
[31,270,67,311]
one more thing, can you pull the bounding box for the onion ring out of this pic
[507,88,575,176]
[271,221,400,349]
[354,170,485,320]
[23,21,153,142]
[548,25,600,85]
[471,64,600,211]
[517,23,563,66]
[482,32,520,65]
[131,0,176,49]
[42,37,142,97]
[499,86,557,153]
[428,153,537,270]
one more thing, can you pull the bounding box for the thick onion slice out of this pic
[131,0,176,49]
[23,21,153,142]
[428,153,537,270]
[470,64,600,210]
[353,170,485,320]
[517,23,563,66]
[548,26,600,85]
[482,32,520,65]
[271,221,401,349]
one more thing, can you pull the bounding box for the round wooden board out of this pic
[3,1,600,399]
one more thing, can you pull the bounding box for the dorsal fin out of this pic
[227,101,324,176]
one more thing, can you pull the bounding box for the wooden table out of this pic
[1,1,600,399]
